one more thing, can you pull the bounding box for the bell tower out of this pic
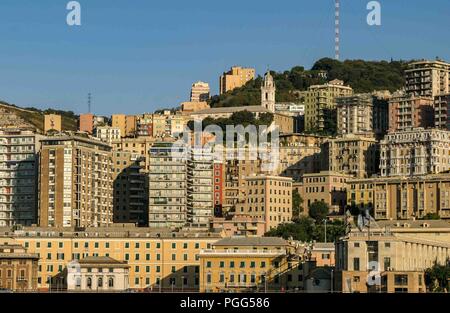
[261,70,276,113]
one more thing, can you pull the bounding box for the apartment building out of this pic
[434,93,450,130]
[1,226,221,291]
[95,126,121,144]
[111,114,137,137]
[136,113,153,136]
[299,79,353,131]
[380,128,450,177]
[335,219,450,293]
[151,112,186,138]
[187,149,214,228]
[278,140,322,181]
[0,242,39,291]
[199,237,299,292]
[148,143,187,228]
[112,151,148,226]
[239,175,293,232]
[294,171,351,214]
[219,66,255,94]
[336,93,389,137]
[78,113,94,134]
[322,135,380,178]
[190,81,210,102]
[44,114,62,133]
[388,92,434,132]
[39,134,114,228]
[0,129,42,227]
[210,215,266,237]
[405,59,450,98]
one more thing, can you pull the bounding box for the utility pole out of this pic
[335,0,340,60]
[323,219,328,243]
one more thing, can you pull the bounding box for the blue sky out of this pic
[0,0,448,115]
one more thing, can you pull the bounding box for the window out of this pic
[240,261,245,268]
[230,261,235,268]
[87,277,92,289]
[98,277,103,288]
[108,278,114,288]
[394,275,408,286]
[384,257,391,270]
[219,261,224,268]
[353,258,360,271]
[206,261,211,268]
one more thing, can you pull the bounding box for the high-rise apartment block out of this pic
[434,93,450,130]
[388,92,434,132]
[148,143,187,228]
[336,93,389,137]
[112,114,136,137]
[301,79,353,131]
[112,151,148,226]
[322,135,379,178]
[405,59,450,98]
[219,66,255,94]
[0,129,42,227]
[380,128,450,177]
[44,114,62,133]
[39,135,114,228]
[187,149,214,228]
[190,81,210,102]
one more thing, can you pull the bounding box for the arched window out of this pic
[87,277,92,289]
[108,277,114,288]
[98,277,103,288]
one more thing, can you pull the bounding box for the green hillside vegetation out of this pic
[0,101,78,132]
[209,58,407,108]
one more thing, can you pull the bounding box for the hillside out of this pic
[209,58,407,108]
[0,101,78,132]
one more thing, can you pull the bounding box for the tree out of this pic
[265,216,314,242]
[425,261,450,292]
[308,201,329,222]
[292,190,303,220]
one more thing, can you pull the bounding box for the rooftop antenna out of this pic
[335,0,340,60]
[87,92,92,113]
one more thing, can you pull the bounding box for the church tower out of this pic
[261,70,276,113]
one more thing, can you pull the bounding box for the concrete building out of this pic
[347,174,450,220]
[67,256,130,292]
[434,93,450,130]
[300,79,353,132]
[294,171,351,215]
[336,93,389,137]
[213,161,225,216]
[322,135,380,178]
[199,237,295,292]
[380,128,450,177]
[335,219,450,293]
[111,114,137,137]
[219,66,255,95]
[190,81,210,102]
[388,92,434,132]
[181,101,210,115]
[238,175,293,232]
[135,113,153,136]
[405,59,450,98]
[210,215,266,237]
[148,143,187,228]
[277,140,322,181]
[39,134,114,228]
[0,129,42,227]
[78,113,94,134]
[0,226,221,291]
[187,148,214,228]
[0,242,39,291]
[112,151,148,226]
[44,114,62,133]
[95,126,121,144]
